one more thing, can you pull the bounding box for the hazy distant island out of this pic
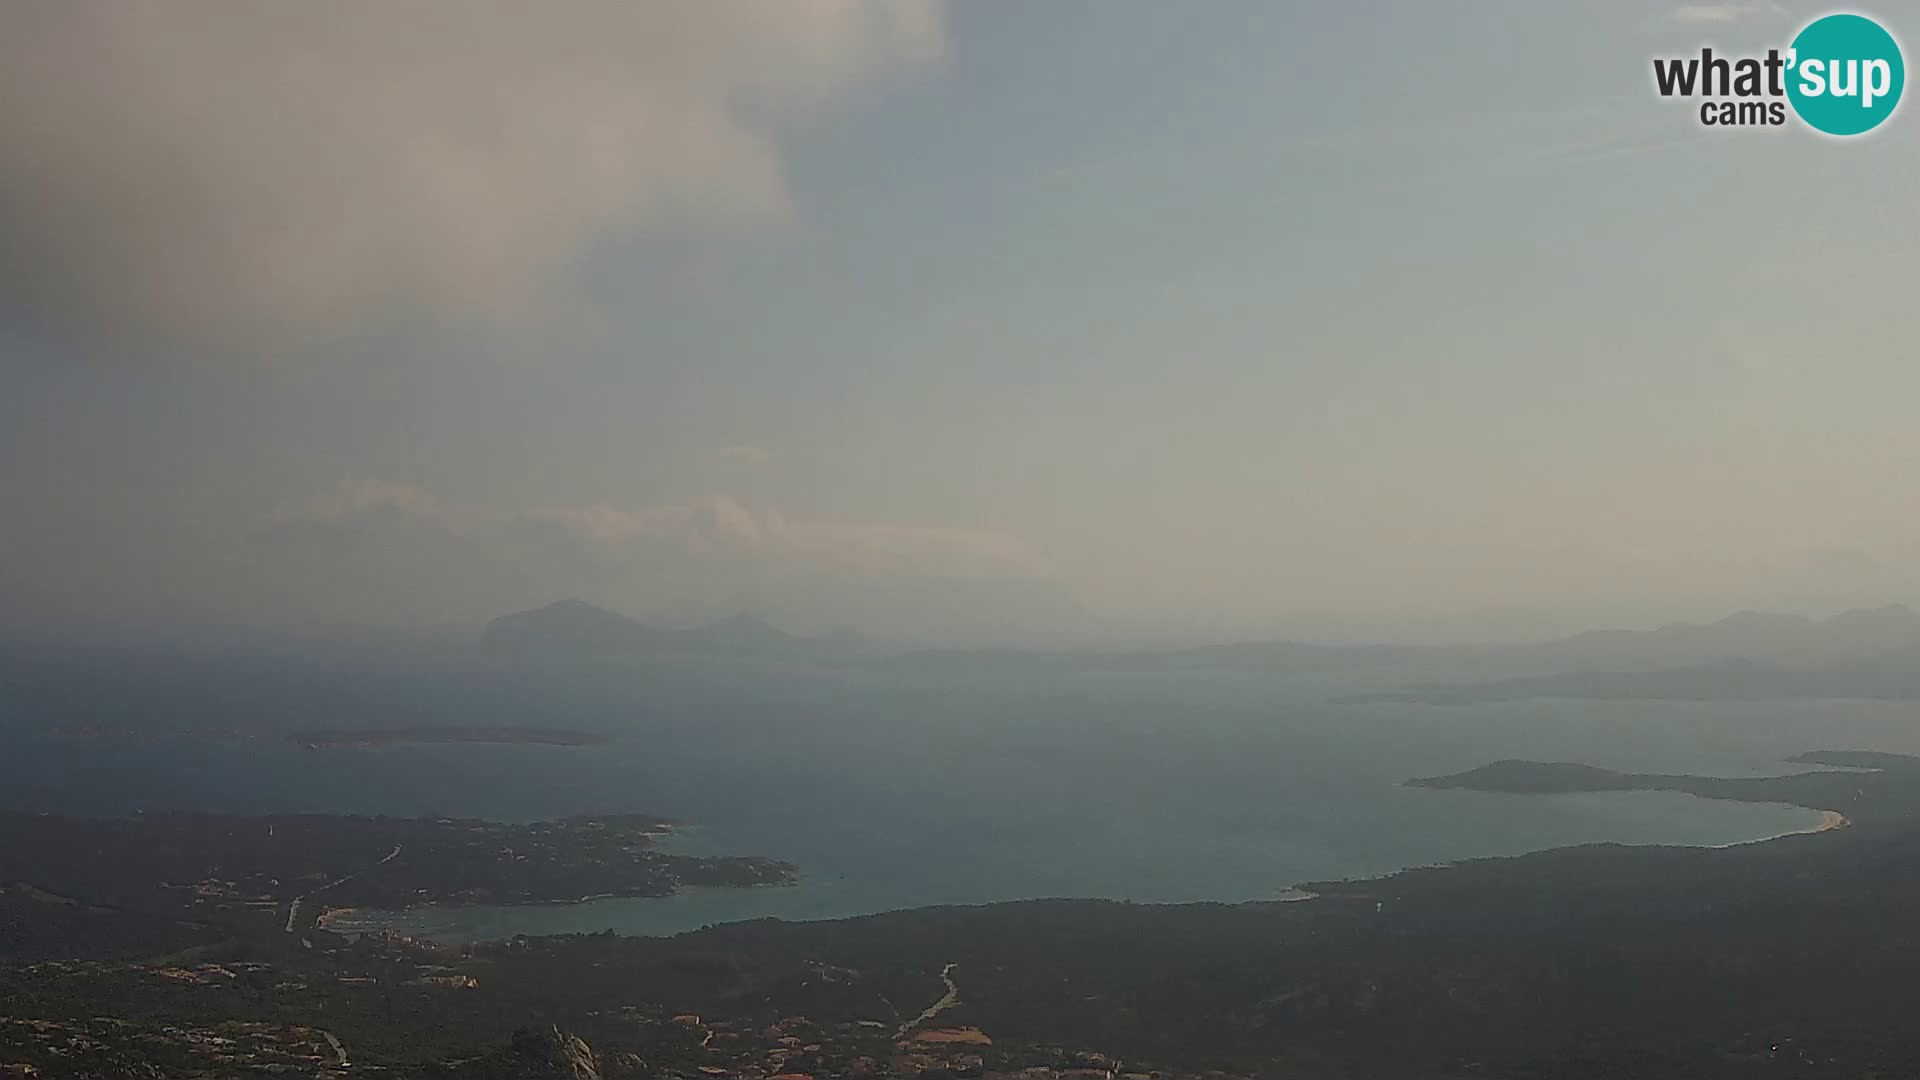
[483,599,862,663]
[50,722,255,743]
[484,600,1920,710]
[1334,657,1920,705]
[1333,605,1920,705]
[290,726,613,750]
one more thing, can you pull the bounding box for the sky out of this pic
[2,1,1917,644]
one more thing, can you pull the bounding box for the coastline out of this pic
[316,758,1872,945]
[314,905,361,930]
[323,798,1822,944]
[1711,808,1850,849]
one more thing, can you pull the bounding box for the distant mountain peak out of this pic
[1709,609,1815,630]
[520,597,624,622]
[1533,601,1920,670]
[511,597,628,622]
[481,598,644,653]
[483,600,845,662]
[1828,602,1918,624]
[543,597,602,613]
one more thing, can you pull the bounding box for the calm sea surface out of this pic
[7,663,1905,941]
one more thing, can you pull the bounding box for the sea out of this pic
[4,652,1907,941]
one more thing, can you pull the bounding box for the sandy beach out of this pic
[1712,809,1850,849]
[314,906,363,930]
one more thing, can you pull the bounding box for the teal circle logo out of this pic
[1787,13,1905,136]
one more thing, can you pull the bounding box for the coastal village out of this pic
[0,936,1250,1080]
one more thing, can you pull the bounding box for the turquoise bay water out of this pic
[7,664,1899,942]
[328,787,1823,942]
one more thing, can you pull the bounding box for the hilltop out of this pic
[481,600,855,663]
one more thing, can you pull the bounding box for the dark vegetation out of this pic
[0,812,793,962]
[7,752,1920,1077]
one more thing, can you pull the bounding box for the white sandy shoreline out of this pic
[316,802,1857,941]
[1711,808,1850,849]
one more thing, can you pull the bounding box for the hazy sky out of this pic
[2,1,1916,642]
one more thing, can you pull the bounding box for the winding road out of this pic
[896,962,960,1039]
[284,844,402,933]
[318,1028,349,1069]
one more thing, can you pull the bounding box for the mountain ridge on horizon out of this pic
[481,597,1920,673]
[481,598,856,662]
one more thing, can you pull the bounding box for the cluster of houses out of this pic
[0,1015,351,1078]
[625,1009,1249,1080]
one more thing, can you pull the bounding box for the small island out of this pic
[289,726,613,749]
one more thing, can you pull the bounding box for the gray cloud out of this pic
[0,2,941,360]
